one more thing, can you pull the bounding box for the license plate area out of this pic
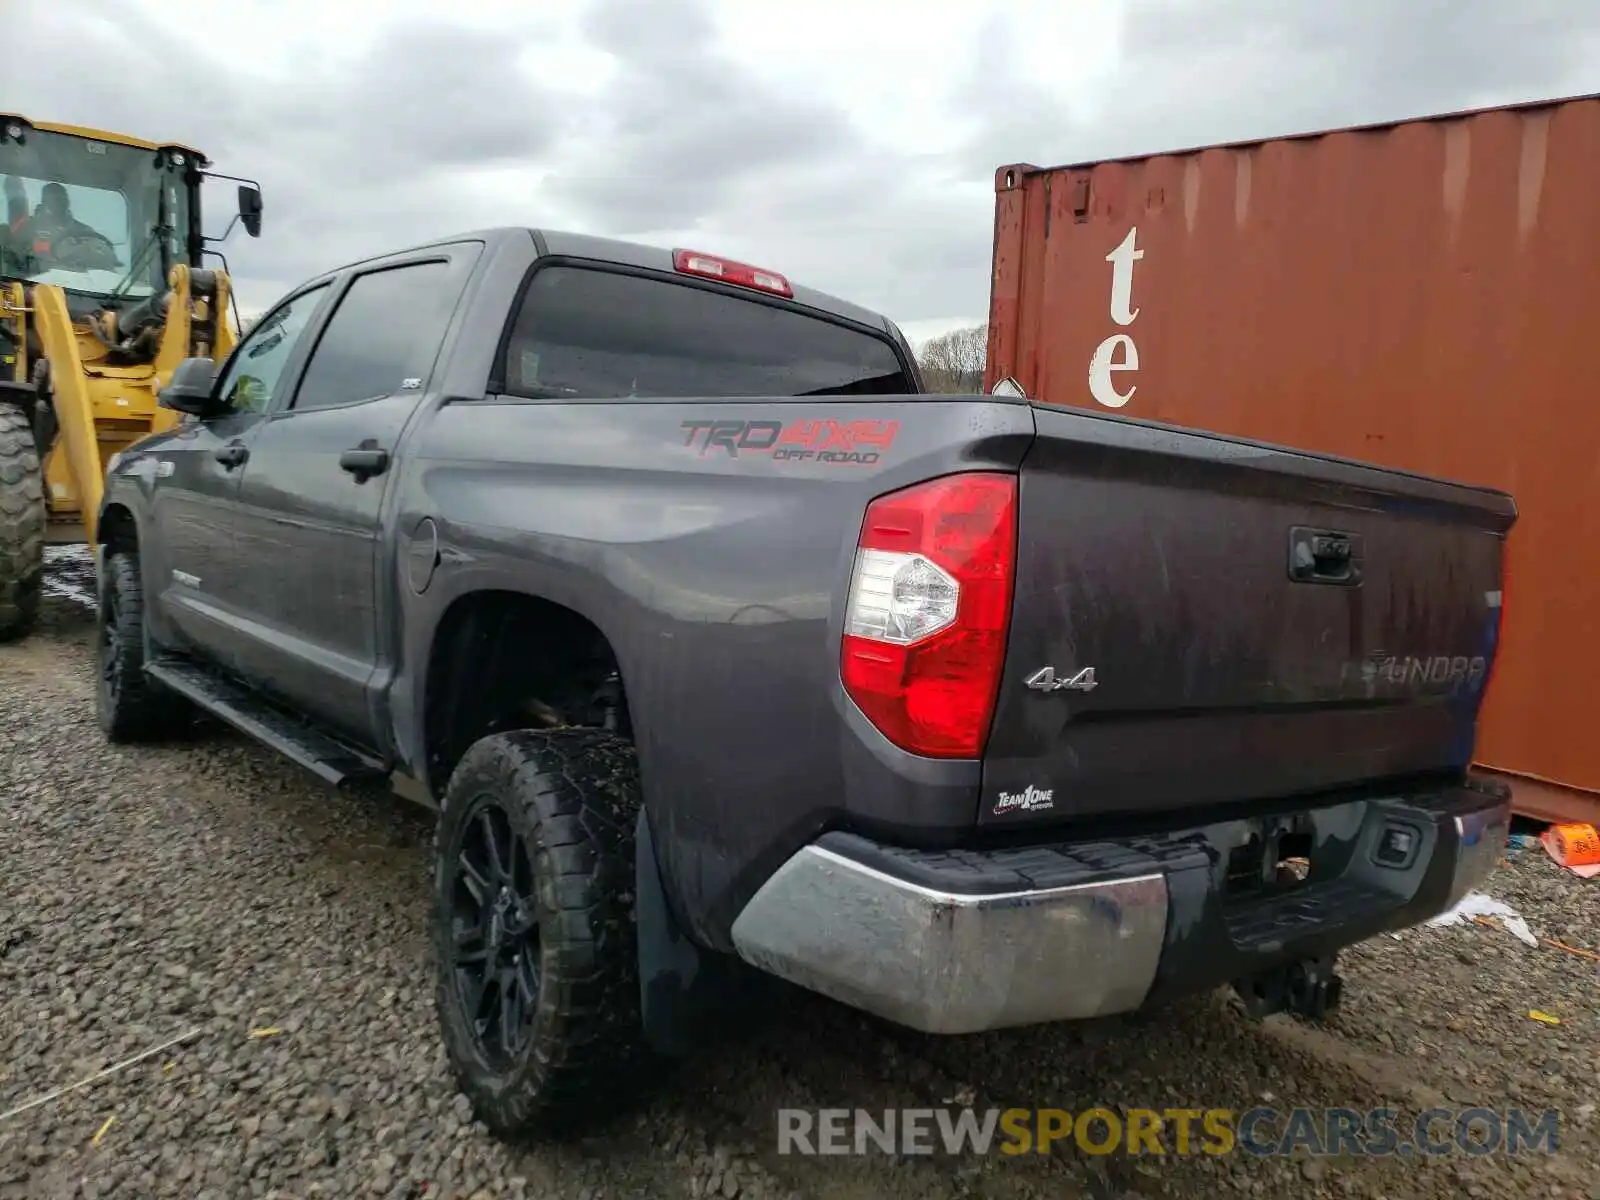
[1223,815,1318,900]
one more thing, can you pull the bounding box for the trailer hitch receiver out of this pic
[1234,954,1344,1021]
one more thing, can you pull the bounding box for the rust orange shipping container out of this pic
[984,93,1600,819]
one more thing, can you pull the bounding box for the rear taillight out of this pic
[840,472,1018,759]
[672,248,794,298]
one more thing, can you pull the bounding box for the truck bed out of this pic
[980,402,1513,825]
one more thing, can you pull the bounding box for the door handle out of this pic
[214,441,249,469]
[339,443,390,482]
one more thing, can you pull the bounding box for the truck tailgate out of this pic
[980,405,1515,826]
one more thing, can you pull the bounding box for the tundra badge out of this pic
[1025,665,1099,693]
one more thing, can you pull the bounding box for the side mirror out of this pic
[160,357,220,415]
[237,184,263,238]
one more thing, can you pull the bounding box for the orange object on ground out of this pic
[985,92,1600,806]
[1541,822,1600,870]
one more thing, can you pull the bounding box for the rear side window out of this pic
[291,260,457,411]
[499,265,913,399]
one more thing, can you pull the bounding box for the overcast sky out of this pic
[11,0,1600,343]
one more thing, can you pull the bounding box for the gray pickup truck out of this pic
[95,227,1515,1138]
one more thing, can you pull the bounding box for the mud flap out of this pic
[634,808,779,1056]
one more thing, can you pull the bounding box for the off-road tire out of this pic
[0,405,44,643]
[432,727,652,1138]
[97,549,193,742]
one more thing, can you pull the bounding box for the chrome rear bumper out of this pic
[728,781,1511,1036]
[730,844,1168,1034]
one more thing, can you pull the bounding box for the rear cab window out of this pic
[498,265,914,399]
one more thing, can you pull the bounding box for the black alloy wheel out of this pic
[96,550,191,742]
[98,578,124,706]
[431,727,653,1137]
[449,797,542,1068]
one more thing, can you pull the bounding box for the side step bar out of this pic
[145,656,385,787]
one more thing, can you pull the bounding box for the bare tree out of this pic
[916,323,988,394]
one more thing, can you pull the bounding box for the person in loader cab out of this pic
[10,182,118,272]
[0,175,28,273]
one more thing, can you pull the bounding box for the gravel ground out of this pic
[1,579,1596,1200]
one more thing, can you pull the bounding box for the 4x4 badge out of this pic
[1025,665,1099,693]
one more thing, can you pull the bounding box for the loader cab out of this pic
[0,116,266,606]
[0,115,262,311]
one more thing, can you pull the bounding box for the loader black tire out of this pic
[96,549,193,742]
[0,405,44,644]
[432,727,654,1138]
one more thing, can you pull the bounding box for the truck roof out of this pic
[326,226,902,339]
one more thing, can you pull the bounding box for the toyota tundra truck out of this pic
[92,226,1516,1138]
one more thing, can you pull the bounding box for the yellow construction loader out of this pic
[0,114,262,641]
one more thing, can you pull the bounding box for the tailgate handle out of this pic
[1289,527,1362,586]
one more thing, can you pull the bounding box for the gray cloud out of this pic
[550,0,866,231]
[8,0,1600,331]
[7,1,563,304]
[286,23,561,182]
[960,0,1600,173]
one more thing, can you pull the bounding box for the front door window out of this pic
[214,283,330,413]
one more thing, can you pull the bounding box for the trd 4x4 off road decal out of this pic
[680,418,900,465]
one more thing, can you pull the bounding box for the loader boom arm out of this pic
[29,265,234,540]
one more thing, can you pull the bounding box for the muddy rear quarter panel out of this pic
[395,388,1035,952]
